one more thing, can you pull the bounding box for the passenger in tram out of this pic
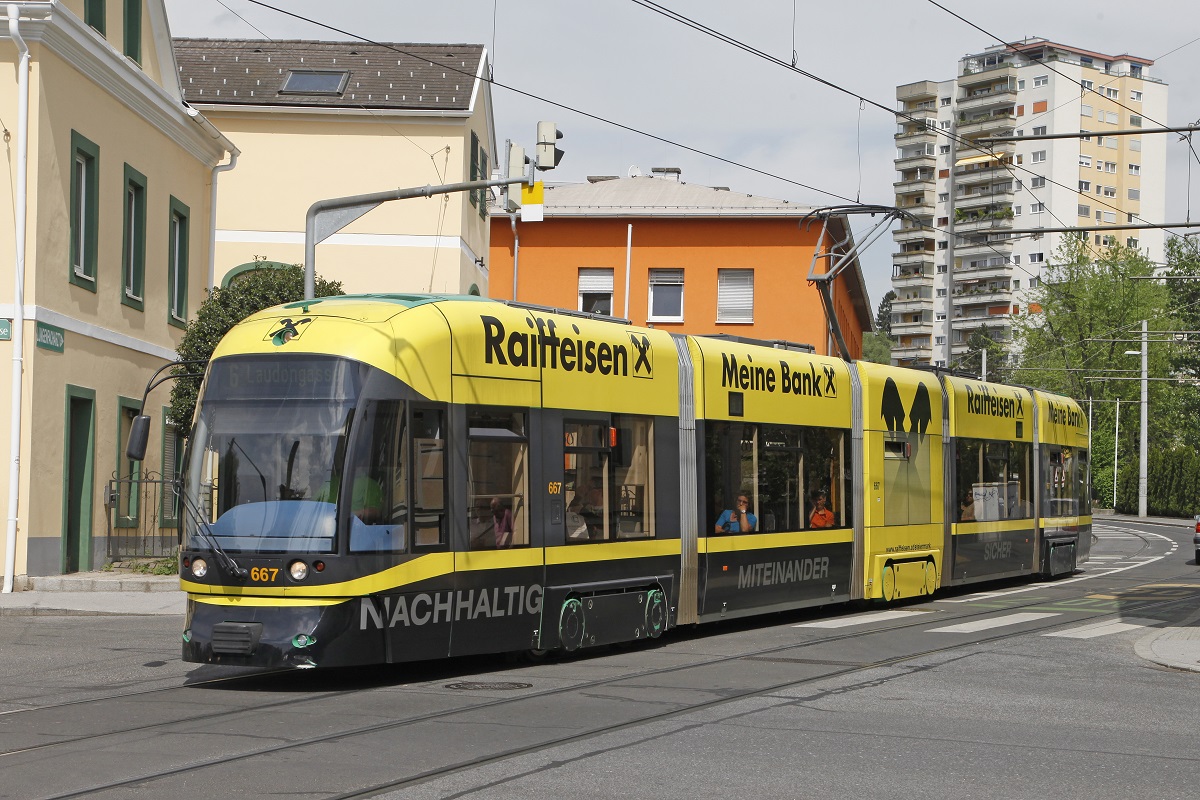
[808,490,835,529]
[715,492,757,534]
[566,494,591,540]
[490,497,514,548]
[960,492,976,522]
[316,468,384,523]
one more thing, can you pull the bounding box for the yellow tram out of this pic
[163,295,1090,667]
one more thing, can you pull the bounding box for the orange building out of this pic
[488,169,873,358]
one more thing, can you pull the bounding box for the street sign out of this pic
[521,181,545,222]
[0,319,10,341]
[35,321,64,352]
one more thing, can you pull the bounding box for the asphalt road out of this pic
[1,518,1198,800]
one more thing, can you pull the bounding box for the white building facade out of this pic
[891,39,1168,367]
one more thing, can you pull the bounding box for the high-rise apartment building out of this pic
[890,39,1167,366]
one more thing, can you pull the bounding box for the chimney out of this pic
[650,167,682,181]
[587,175,619,183]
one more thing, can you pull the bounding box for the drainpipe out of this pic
[183,102,239,291]
[624,224,632,319]
[4,3,29,593]
[510,212,519,300]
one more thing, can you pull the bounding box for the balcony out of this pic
[893,225,933,245]
[957,113,1017,138]
[893,174,935,194]
[894,127,938,147]
[959,61,1017,84]
[893,252,936,269]
[955,214,1013,234]
[955,238,1012,257]
[895,152,937,172]
[955,162,1013,187]
[954,286,1012,305]
[892,294,933,311]
[892,268,934,290]
[897,80,940,103]
[951,314,1013,333]
[898,107,937,126]
[955,191,1012,213]
[955,259,1012,279]
[893,319,935,337]
[956,84,1018,114]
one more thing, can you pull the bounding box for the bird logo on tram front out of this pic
[267,317,313,346]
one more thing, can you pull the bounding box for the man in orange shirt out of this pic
[809,490,835,529]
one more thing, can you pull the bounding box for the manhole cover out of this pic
[445,681,533,691]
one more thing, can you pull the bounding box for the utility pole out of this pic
[1139,319,1148,517]
[943,123,958,368]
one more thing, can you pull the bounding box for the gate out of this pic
[104,471,182,561]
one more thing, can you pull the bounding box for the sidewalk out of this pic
[0,571,184,616]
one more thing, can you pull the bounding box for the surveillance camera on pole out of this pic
[535,121,564,171]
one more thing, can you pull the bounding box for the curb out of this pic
[1135,605,1200,674]
[1093,514,1194,530]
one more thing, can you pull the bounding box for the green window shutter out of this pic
[69,131,100,291]
[123,0,141,63]
[469,131,479,207]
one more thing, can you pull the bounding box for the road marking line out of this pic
[928,612,1060,633]
[793,610,927,628]
[1044,618,1161,639]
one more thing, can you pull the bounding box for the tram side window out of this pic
[412,407,446,548]
[467,408,528,549]
[1044,446,1087,517]
[954,438,1032,522]
[704,421,848,534]
[564,421,610,541]
[612,414,654,539]
[344,400,407,553]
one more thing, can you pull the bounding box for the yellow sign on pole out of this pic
[521,181,544,222]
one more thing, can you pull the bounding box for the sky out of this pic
[163,0,1200,311]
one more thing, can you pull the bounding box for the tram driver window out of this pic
[467,408,528,549]
[343,399,407,553]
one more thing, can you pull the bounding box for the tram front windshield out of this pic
[183,356,367,553]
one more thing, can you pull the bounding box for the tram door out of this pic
[451,406,542,657]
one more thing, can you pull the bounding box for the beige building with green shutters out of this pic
[0,2,234,582]
[172,37,497,296]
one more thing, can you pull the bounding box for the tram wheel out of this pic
[644,588,666,638]
[881,563,897,602]
[923,560,938,595]
[558,597,586,652]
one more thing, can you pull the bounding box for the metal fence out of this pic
[104,471,182,562]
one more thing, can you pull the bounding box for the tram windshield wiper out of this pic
[179,488,248,580]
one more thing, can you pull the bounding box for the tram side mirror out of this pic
[126,415,151,461]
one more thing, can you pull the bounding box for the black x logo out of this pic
[269,317,312,345]
[630,334,653,377]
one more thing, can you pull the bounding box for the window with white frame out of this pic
[1033,75,1048,87]
[1103,186,1116,197]
[1029,253,1044,263]
[1081,80,1094,91]
[941,120,951,130]
[1012,255,1021,265]
[1017,79,1026,90]
[716,269,754,323]
[1130,115,1142,127]
[1080,130,1092,142]
[1081,104,1092,117]
[1031,150,1046,163]
[1130,90,1143,101]
[1105,110,1119,124]
[1104,161,1117,173]
[1105,87,1119,99]
[1013,279,1021,289]
[1128,188,1141,201]
[936,288,946,297]
[938,192,949,202]
[939,145,951,154]
[1103,211,1116,223]
[1128,164,1141,176]
[1031,176,1045,188]
[1030,276,1040,288]
[1127,237,1139,248]
[578,268,614,315]
[1079,180,1091,192]
[1030,202,1045,213]
[1014,206,1022,216]
[937,241,948,250]
[647,269,684,322]
[940,96,951,106]
[1079,154,1092,167]
[1130,138,1142,152]
[1104,136,1118,149]
[1078,204,1090,217]
[1032,126,1047,136]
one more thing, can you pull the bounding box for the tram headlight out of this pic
[190,558,208,578]
[288,560,309,581]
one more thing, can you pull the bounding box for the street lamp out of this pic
[1122,318,1148,518]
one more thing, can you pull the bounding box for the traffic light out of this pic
[535,121,564,171]
[507,141,529,182]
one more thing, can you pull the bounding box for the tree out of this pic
[1011,237,1171,512]
[169,264,344,431]
[860,331,892,364]
[1164,236,1200,452]
[875,290,896,339]
[955,325,1010,384]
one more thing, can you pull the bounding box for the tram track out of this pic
[22,542,1195,800]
